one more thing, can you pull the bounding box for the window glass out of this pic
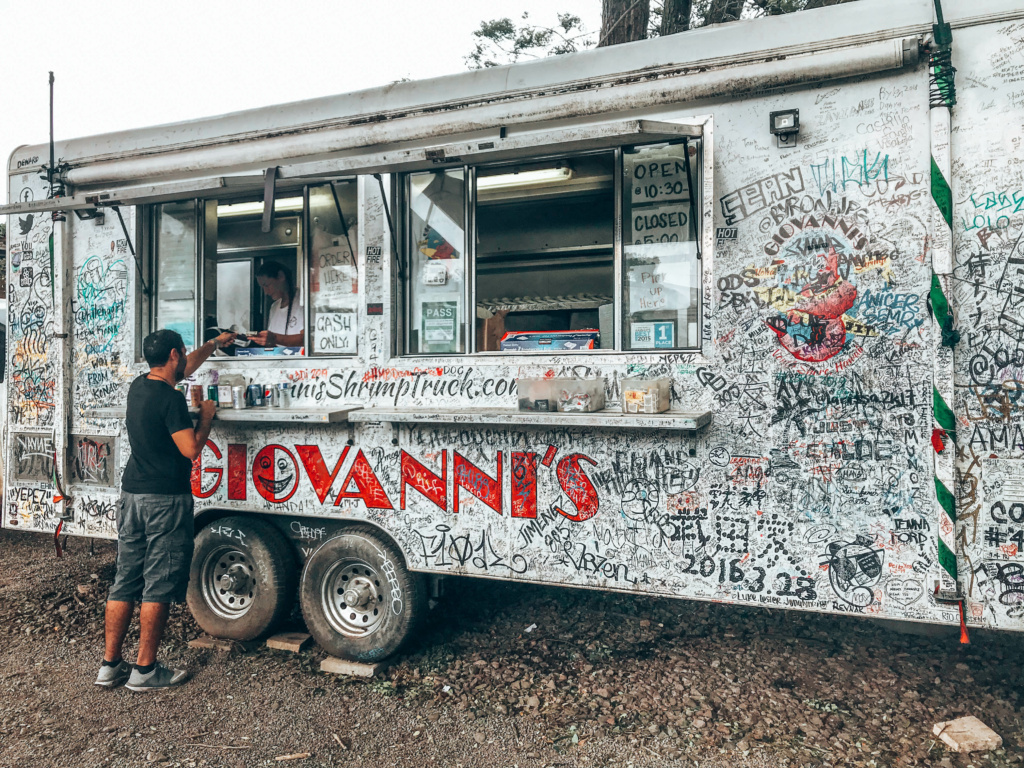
[475,155,614,352]
[407,170,466,354]
[309,182,358,355]
[622,142,700,350]
[154,201,197,347]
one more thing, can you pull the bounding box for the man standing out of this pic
[95,328,234,691]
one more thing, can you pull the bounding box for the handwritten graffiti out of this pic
[11,433,53,483]
[414,524,527,574]
[821,536,884,607]
[74,255,128,355]
[719,167,805,226]
[70,435,116,486]
[808,151,889,196]
[374,545,405,616]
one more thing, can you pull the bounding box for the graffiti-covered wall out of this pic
[950,17,1024,629]
[7,172,56,431]
[5,7,1024,633]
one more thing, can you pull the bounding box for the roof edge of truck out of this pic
[8,0,933,176]
[7,0,1023,177]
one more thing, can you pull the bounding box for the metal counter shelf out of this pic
[83,406,358,424]
[348,408,712,432]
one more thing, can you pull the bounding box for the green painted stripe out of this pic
[935,477,957,522]
[938,538,957,578]
[930,273,950,322]
[933,386,957,434]
[931,156,953,230]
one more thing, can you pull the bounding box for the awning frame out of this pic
[2,118,705,215]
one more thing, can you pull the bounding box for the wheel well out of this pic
[192,507,239,536]
[192,509,414,568]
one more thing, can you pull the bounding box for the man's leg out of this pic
[104,600,135,662]
[135,602,170,667]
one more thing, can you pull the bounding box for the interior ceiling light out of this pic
[217,197,303,218]
[477,166,573,191]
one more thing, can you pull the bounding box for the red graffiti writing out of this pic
[453,452,502,515]
[296,445,350,504]
[511,451,538,519]
[401,450,448,512]
[336,449,393,509]
[554,454,600,522]
[191,440,223,499]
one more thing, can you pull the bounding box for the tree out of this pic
[599,0,651,47]
[466,0,860,68]
[659,0,692,35]
[705,0,745,24]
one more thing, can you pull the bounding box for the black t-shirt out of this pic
[121,375,195,495]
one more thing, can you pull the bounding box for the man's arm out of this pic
[171,401,216,461]
[185,332,236,378]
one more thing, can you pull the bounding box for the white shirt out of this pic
[267,297,304,339]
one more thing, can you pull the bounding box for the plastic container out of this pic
[621,377,670,414]
[556,377,606,413]
[516,378,559,412]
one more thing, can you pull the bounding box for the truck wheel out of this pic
[187,516,296,641]
[300,525,425,662]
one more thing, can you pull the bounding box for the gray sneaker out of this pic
[124,663,189,692]
[94,660,132,688]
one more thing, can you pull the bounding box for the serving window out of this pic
[141,180,359,358]
[401,138,702,355]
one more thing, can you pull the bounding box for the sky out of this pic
[0,0,602,204]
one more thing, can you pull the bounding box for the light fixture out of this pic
[477,166,573,191]
[74,207,105,222]
[770,109,800,148]
[217,196,303,218]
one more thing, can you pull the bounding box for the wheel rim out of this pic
[320,558,386,637]
[201,545,258,620]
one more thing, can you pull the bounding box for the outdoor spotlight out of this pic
[74,207,105,222]
[769,109,800,148]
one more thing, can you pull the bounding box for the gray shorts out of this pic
[108,492,195,604]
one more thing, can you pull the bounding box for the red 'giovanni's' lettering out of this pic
[191,440,222,499]
[401,450,447,512]
[296,445,350,504]
[335,449,394,509]
[453,451,502,515]
[555,453,600,522]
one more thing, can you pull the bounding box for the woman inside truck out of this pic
[250,261,304,348]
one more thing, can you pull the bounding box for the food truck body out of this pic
[5,0,1024,659]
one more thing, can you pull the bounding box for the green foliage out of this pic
[466,0,859,67]
[465,12,594,68]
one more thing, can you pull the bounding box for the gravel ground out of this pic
[0,529,1021,768]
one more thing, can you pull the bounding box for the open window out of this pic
[142,180,359,357]
[204,193,304,355]
[475,153,615,351]
[400,121,705,355]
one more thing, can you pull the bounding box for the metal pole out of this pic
[48,72,55,194]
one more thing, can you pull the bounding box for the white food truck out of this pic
[4,0,1024,661]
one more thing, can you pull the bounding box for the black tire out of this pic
[300,525,426,662]
[187,515,296,641]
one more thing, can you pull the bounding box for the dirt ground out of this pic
[0,529,1021,768]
